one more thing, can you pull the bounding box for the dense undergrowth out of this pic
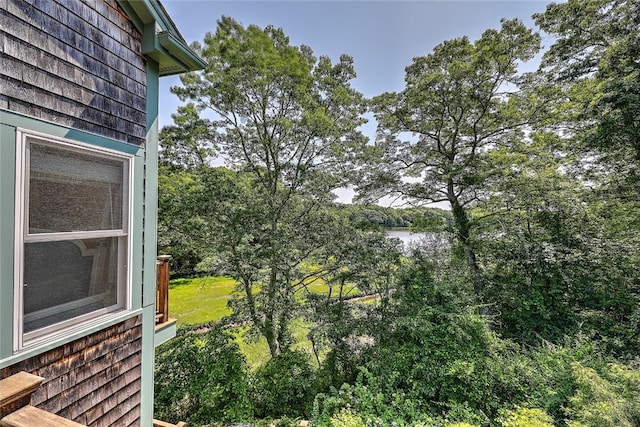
[155,256,640,427]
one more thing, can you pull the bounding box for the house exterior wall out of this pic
[0,0,147,146]
[0,315,143,426]
[1,0,203,424]
[0,0,158,425]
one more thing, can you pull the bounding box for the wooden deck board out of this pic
[0,405,85,427]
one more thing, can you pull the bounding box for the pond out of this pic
[386,230,449,255]
[386,229,428,246]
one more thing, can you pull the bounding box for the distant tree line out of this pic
[332,204,450,231]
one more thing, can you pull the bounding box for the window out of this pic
[14,131,132,348]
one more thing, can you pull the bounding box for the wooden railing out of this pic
[156,255,171,325]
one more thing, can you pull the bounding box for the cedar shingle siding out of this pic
[0,315,143,426]
[0,0,147,146]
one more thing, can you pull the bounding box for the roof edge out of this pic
[117,0,207,76]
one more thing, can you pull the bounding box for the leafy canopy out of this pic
[161,17,368,358]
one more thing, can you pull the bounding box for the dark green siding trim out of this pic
[0,109,140,154]
[139,58,160,427]
[0,124,16,360]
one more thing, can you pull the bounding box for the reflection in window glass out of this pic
[16,134,131,344]
[23,238,121,333]
[28,142,124,233]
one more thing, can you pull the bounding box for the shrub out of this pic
[565,362,640,427]
[252,350,316,419]
[500,407,554,427]
[329,409,366,427]
[360,254,499,421]
[154,325,254,426]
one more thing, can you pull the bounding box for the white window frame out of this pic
[13,129,133,350]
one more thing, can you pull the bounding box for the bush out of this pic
[154,325,254,426]
[329,409,366,427]
[500,407,554,427]
[565,362,640,427]
[252,350,316,419]
[361,255,499,421]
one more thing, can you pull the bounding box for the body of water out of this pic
[386,229,449,253]
[386,229,429,246]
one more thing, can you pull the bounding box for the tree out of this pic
[364,19,543,309]
[535,0,640,171]
[308,230,403,389]
[157,165,204,277]
[530,0,640,354]
[473,129,640,353]
[165,16,367,357]
[478,132,587,343]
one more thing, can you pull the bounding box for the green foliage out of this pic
[312,368,434,426]
[535,0,640,167]
[500,407,554,427]
[331,204,450,231]
[157,165,206,277]
[566,362,640,427]
[490,339,640,426]
[311,254,640,426]
[476,129,640,354]
[483,191,640,354]
[364,264,496,421]
[365,19,545,311]
[154,8,640,427]
[252,350,316,419]
[154,325,254,425]
[328,409,366,427]
[307,230,403,391]
[161,16,368,358]
[313,255,501,425]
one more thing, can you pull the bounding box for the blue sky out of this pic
[158,0,555,205]
[159,0,554,127]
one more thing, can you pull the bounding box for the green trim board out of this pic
[143,59,160,307]
[154,319,177,348]
[139,58,161,427]
[139,305,157,427]
[0,124,16,361]
[0,110,140,155]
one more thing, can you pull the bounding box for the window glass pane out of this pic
[28,140,125,233]
[23,237,121,333]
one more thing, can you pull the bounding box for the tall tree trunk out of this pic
[265,259,281,358]
[448,182,486,315]
[264,316,280,359]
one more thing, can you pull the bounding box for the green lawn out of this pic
[168,275,360,326]
[168,275,359,369]
[168,276,235,325]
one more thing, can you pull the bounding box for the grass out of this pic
[168,276,235,325]
[168,276,312,369]
[168,275,363,369]
[231,320,316,369]
[169,275,360,326]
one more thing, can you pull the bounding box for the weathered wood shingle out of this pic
[0,316,143,427]
[0,0,147,146]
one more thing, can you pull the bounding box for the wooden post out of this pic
[156,255,171,324]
